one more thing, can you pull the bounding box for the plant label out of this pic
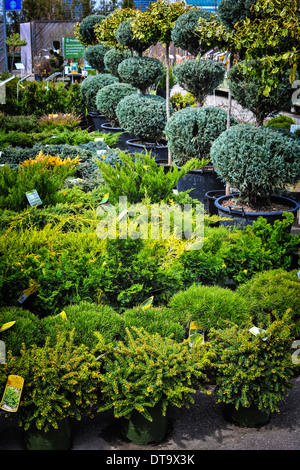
[0,321,15,333]
[0,375,24,413]
[189,321,205,346]
[25,189,42,207]
[249,326,268,341]
[18,293,28,304]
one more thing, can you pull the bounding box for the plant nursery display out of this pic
[97,327,212,444]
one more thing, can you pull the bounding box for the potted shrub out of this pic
[0,331,101,450]
[97,327,212,444]
[103,47,132,80]
[165,106,238,208]
[95,82,137,149]
[168,284,249,337]
[116,93,172,160]
[210,124,300,228]
[83,44,110,73]
[118,56,164,95]
[115,18,151,57]
[77,14,106,46]
[210,312,295,427]
[80,73,119,130]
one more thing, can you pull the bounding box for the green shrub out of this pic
[165,106,238,165]
[0,114,39,133]
[83,44,111,73]
[78,14,106,45]
[80,73,119,112]
[173,59,225,106]
[40,301,125,349]
[265,115,296,130]
[122,306,184,342]
[228,63,294,126]
[37,113,82,131]
[104,47,132,79]
[210,124,300,205]
[236,269,300,336]
[116,93,171,143]
[116,19,151,56]
[95,82,137,127]
[171,8,215,56]
[0,306,42,355]
[118,56,164,94]
[168,284,249,333]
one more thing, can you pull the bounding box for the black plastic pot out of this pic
[177,167,225,211]
[222,404,270,428]
[121,404,168,445]
[87,112,106,131]
[101,123,135,151]
[214,193,299,230]
[156,159,172,174]
[205,190,226,216]
[23,419,72,450]
[126,138,168,162]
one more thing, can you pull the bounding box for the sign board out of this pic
[63,38,85,59]
[26,189,42,207]
[5,0,22,10]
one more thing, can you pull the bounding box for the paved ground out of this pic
[1,375,299,452]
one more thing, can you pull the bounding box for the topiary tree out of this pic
[228,61,295,126]
[104,47,132,79]
[171,8,215,56]
[80,73,119,112]
[217,0,257,30]
[116,93,171,144]
[77,15,106,46]
[116,19,151,56]
[118,56,164,95]
[173,59,226,107]
[94,8,138,48]
[210,124,300,206]
[96,82,137,127]
[165,106,238,165]
[83,44,111,73]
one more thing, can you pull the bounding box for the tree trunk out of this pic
[166,42,172,165]
[226,54,233,196]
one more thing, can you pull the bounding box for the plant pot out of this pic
[121,404,168,445]
[205,190,226,216]
[222,403,270,428]
[86,112,106,131]
[23,418,72,450]
[126,138,168,162]
[177,167,226,211]
[101,123,135,151]
[156,159,172,174]
[214,193,299,230]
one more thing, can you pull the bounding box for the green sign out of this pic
[63,38,85,59]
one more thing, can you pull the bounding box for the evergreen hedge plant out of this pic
[118,56,164,94]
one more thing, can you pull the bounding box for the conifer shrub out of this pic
[118,56,164,94]
[236,269,300,336]
[265,115,296,130]
[81,73,119,112]
[210,124,300,206]
[40,301,125,349]
[165,106,238,165]
[95,82,137,127]
[0,306,42,356]
[78,14,106,45]
[168,284,249,333]
[122,306,184,342]
[116,19,151,56]
[104,47,132,79]
[83,44,110,73]
[116,93,171,143]
[173,59,225,107]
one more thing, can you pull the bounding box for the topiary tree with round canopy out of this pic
[171,8,216,57]
[80,73,119,112]
[118,56,164,95]
[210,124,300,207]
[83,44,111,73]
[104,47,132,79]
[165,106,238,165]
[96,82,137,127]
[116,93,171,144]
[78,15,106,46]
[173,59,226,107]
[116,19,151,57]
[227,61,295,127]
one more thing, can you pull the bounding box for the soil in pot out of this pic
[126,138,168,162]
[215,194,299,230]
